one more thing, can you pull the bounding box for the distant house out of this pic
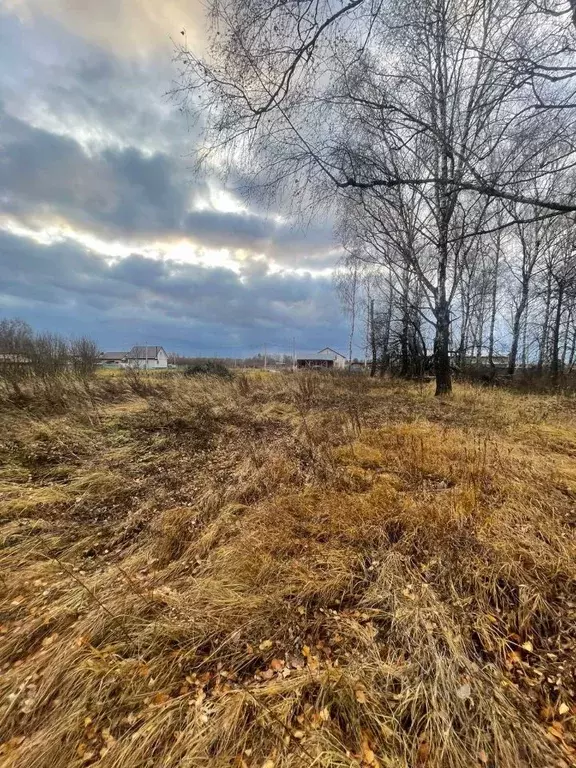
[296,353,335,370]
[317,347,347,369]
[125,346,168,369]
[98,351,127,367]
[464,354,509,368]
[0,353,31,365]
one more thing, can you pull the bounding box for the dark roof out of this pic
[99,351,127,360]
[126,346,166,360]
[296,353,334,361]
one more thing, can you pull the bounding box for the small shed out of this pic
[296,353,335,370]
[98,351,127,367]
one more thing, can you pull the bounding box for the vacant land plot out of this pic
[1,372,575,768]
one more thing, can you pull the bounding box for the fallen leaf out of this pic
[259,639,273,651]
[270,658,285,671]
[456,683,471,700]
[506,651,522,667]
[261,760,275,768]
[521,641,534,653]
[307,654,319,672]
[360,737,379,766]
[150,692,170,706]
[558,702,570,716]
[292,730,305,739]
[478,749,488,764]
[416,740,431,765]
[541,705,555,721]
[355,689,368,704]
[19,698,34,714]
[548,723,565,741]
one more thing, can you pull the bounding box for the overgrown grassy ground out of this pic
[1,372,575,768]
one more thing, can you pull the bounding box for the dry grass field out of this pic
[1,371,575,768]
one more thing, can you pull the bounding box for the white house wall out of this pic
[124,350,168,369]
[317,348,347,369]
[126,359,168,369]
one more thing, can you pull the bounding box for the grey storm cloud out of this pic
[0,107,336,266]
[0,14,337,266]
[0,13,195,157]
[0,230,347,353]
[0,2,346,353]
[182,209,338,268]
[0,111,197,238]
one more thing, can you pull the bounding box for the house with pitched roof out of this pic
[125,346,168,369]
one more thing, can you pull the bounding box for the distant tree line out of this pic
[336,210,576,383]
[0,318,99,392]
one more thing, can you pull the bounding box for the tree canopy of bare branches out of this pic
[174,0,576,393]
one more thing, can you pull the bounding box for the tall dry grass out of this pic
[1,371,575,767]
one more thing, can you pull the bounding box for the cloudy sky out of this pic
[0,0,347,356]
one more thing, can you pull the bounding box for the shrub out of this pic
[184,360,232,379]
